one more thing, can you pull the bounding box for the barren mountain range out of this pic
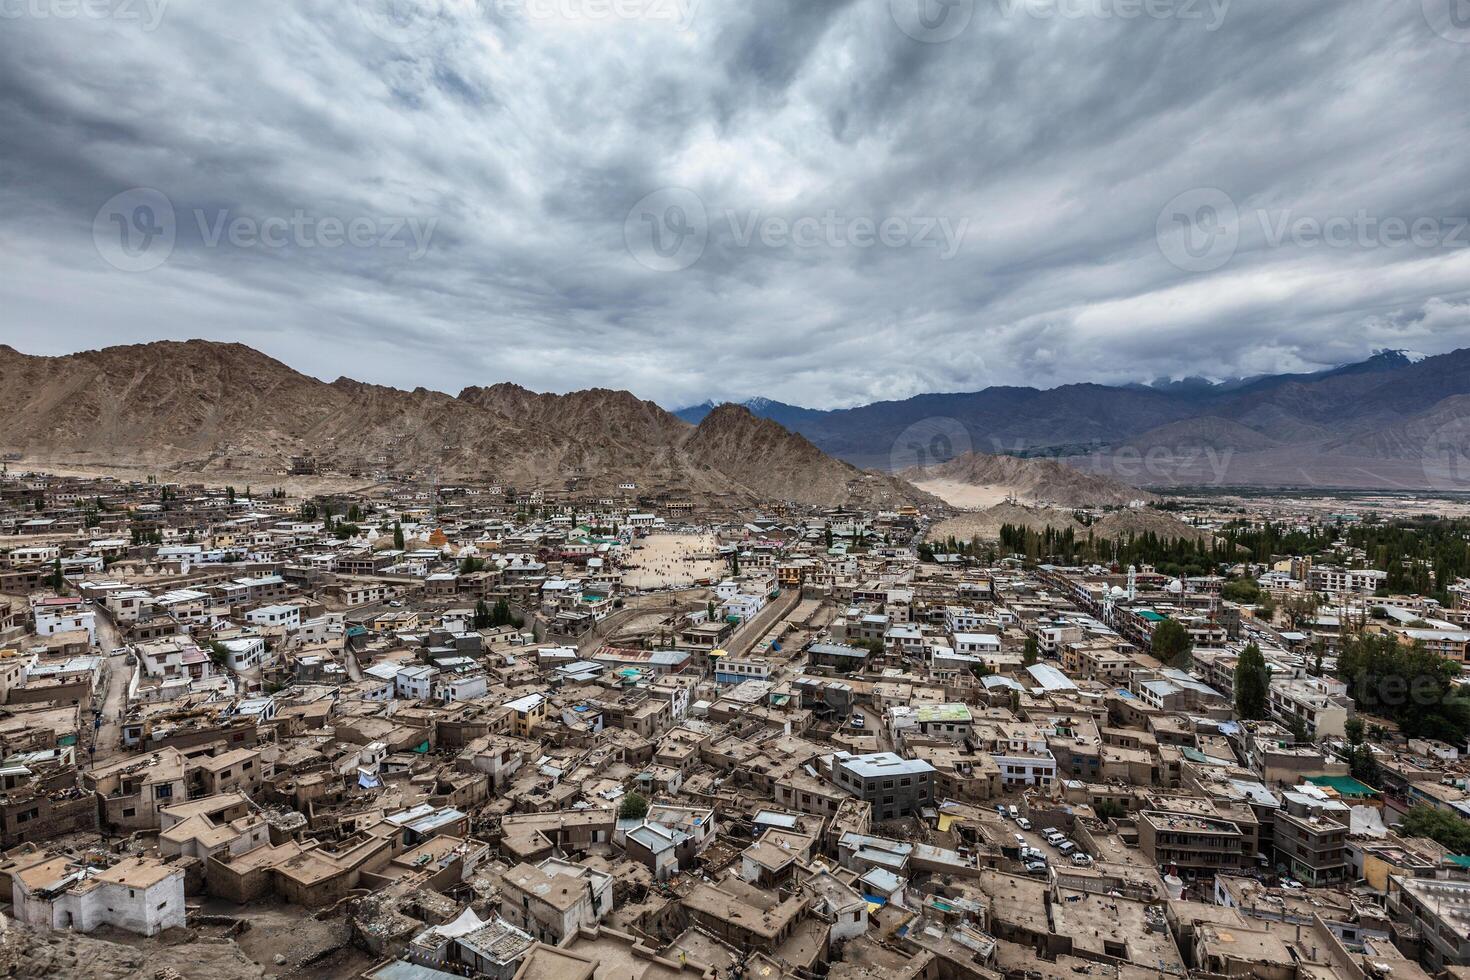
[0,341,935,510]
[681,349,1470,491]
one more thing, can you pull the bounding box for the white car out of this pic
[1016,817,1032,831]
[1070,853,1094,867]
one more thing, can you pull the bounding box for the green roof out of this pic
[1307,774,1379,797]
[1447,855,1470,868]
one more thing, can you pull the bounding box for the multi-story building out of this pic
[829,751,935,821]
[1136,810,1247,878]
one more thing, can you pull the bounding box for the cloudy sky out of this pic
[1,0,1468,409]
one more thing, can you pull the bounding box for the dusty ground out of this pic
[0,917,265,980]
[910,478,1015,509]
[621,533,727,590]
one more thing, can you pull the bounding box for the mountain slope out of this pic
[899,451,1154,508]
[0,341,936,509]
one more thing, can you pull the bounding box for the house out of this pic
[498,857,613,945]
[13,855,185,937]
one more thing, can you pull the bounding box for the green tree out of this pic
[1344,717,1365,745]
[49,557,64,591]
[1221,578,1261,604]
[393,521,405,550]
[1233,642,1270,720]
[473,600,491,630]
[619,792,649,821]
[1398,806,1470,853]
[1152,618,1193,668]
[1023,636,1040,667]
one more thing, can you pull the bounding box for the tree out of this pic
[226,485,236,504]
[48,557,64,592]
[1344,717,1365,745]
[619,792,649,821]
[1221,577,1261,605]
[1023,636,1040,667]
[1281,592,1322,630]
[473,600,491,630]
[1152,618,1192,668]
[1398,805,1470,853]
[393,521,405,550]
[1337,632,1470,743]
[824,525,834,549]
[1347,743,1380,787]
[1233,642,1270,720]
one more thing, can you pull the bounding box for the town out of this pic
[1,465,1469,980]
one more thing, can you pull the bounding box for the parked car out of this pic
[1016,817,1032,831]
[1056,840,1076,856]
[1007,805,1019,821]
[1070,853,1094,867]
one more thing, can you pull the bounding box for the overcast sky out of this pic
[1,0,1468,409]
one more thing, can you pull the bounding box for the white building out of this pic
[13,856,185,937]
[31,599,96,645]
[396,664,439,700]
[244,603,301,630]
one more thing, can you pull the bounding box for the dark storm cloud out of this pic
[0,0,1467,409]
